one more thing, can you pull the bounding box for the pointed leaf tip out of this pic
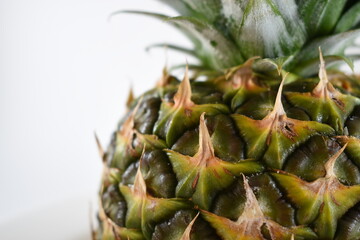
[313,47,330,97]
[325,143,348,178]
[94,132,105,161]
[271,72,288,117]
[126,86,135,110]
[239,174,264,221]
[173,65,194,109]
[180,212,199,240]
[198,112,215,159]
[133,148,147,196]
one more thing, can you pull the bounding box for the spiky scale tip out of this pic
[173,65,194,109]
[197,112,215,163]
[267,72,288,118]
[118,97,142,141]
[313,47,330,98]
[133,149,147,197]
[179,213,199,240]
[324,143,348,178]
[156,65,170,87]
[126,86,135,110]
[239,174,264,221]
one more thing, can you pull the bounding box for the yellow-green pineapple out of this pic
[96,1,360,239]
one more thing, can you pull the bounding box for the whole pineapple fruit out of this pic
[95,1,360,239]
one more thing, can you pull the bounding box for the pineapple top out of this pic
[122,0,360,76]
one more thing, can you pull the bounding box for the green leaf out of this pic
[110,10,169,22]
[165,16,244,69]
[157,0,222,23]
[291,55,355,77]
[289,29,360,75]
[297,0,347,36]
[229,0,306,59]
[155,0,191,16]
[335,2,360,33]
[146,43,196,57]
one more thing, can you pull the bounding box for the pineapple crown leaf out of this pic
[115,1,360,76]
[334,1,360,33]
[288,29,360,76]
[145,43,196,58]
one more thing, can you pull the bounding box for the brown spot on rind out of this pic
[212,168,221,179]
[192,172,200,189]
[223,167,233,176]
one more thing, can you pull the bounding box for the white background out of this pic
[0,1,359,239]
[0,1,188,239]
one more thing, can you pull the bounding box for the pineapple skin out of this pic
[96,1,360,239]
[96,67,360,240]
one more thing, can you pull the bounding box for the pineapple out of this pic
[95,1,360,239]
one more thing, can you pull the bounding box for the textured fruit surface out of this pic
[96,62,360,240]
[96,0,360,239]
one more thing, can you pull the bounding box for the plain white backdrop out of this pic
[0,1,189,239]
[0,1,359,239]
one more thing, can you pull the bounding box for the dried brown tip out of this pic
[126,86,135,110]
[157,65,170,87]
[133,148,147,196]
[225,56,259,81]
[94,132,105,162]
[180,212,200,240]
[173,65,194,109]
[112,225,122,240]
[313,47,330,98]
[197,112,215,160]
[89,203,97,240]
[269,72,288,118]
[119,97,143,139]
[238,174,264,221]
[325,143,348,178]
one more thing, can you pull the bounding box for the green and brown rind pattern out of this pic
[97,65,360,240]
[97,0,360,239]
